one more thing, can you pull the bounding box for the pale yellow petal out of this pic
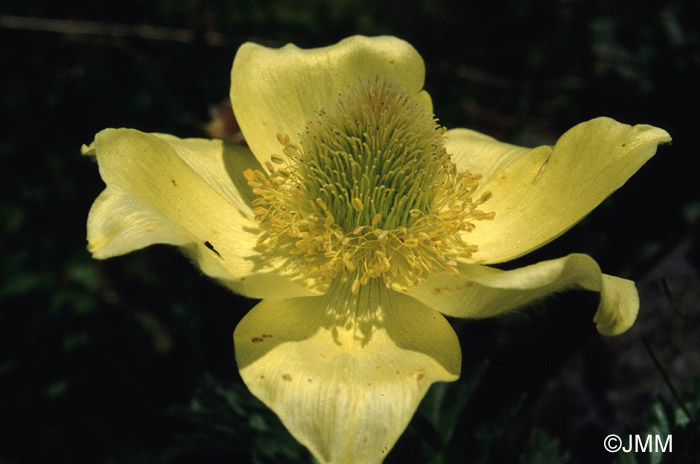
[230,35,431,166]
[149,133,261,209]
[446,117,671,263]
[404,253,638,336]
[85,128,316,299]
[234,282,460,463]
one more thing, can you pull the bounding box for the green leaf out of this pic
[519,429,569,464]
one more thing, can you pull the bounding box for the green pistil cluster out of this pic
[298,77,447,232]
[245,78,494,292]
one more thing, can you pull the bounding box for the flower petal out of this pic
[404,253,638,336]
[84,128,316,298]
[230,35,431,165]
[234,282,460,463]
[447,117,671,263]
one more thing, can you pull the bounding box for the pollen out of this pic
[245,77,494,292]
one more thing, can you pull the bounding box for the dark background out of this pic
[1,1,699,463]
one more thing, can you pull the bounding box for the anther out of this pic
[243,169,257,182]
[402,238,418,248]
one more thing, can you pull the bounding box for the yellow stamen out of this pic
[246,78,494,291]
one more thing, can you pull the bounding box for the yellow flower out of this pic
[82,36,670,463]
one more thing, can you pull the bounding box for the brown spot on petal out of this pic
[171,179,177,186]
[433,286,467,295]
[282,374,292,381]
[251,337,264,343]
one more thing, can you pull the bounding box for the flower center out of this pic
[244,78,494,292]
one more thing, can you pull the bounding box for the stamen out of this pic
[246,78,494,291]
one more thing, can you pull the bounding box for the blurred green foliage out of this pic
[613,383,700,464]
[1,0,699,462]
